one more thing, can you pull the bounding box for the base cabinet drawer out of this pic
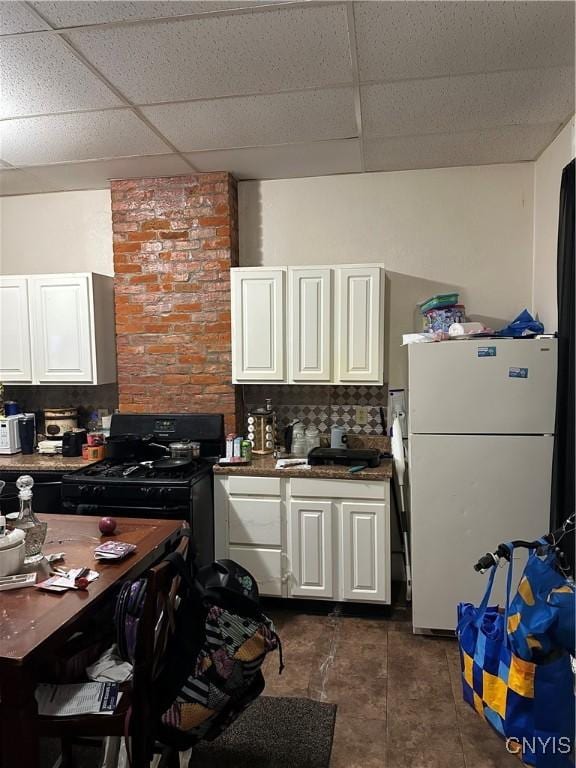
[229,546,283,597]
[229,498,281,546]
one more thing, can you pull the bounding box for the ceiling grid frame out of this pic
[0,0,573,194]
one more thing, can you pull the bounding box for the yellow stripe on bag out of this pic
[526,636,543,651]
[463,652,474,687]
[517,576,535,606]
[508,655,535,698]
[507,613,521,634]
[482,671,508,718]
[473,692,485,719]
[550,585,573,595]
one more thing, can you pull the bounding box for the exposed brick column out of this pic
[110,172,240,433]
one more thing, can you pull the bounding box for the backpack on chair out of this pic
[114,534,283,751]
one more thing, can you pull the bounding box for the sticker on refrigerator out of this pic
[509,367,528,379]
[477,346,496,357]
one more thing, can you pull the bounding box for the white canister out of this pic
[0,529,26,577]
[305,425,320,453]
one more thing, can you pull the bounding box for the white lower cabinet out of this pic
[214,475,390,604]
[288,500,333,599]
[340,502,387,602]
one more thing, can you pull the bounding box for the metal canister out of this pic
[240,439,252,461]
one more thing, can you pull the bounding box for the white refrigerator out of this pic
[408,338,557,633]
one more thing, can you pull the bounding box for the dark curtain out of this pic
[550,158,575,570]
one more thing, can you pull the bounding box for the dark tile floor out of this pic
[262,603,521,768]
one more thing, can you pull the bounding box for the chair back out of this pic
[129,523,190,765]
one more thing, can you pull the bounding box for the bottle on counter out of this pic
[13,475,47,562]
[291,423,308,458]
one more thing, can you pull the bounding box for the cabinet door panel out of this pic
[232,269,285,381]
[228,546,283,597]
[289,500,333,598]
[341,502,388,602]
[290,268,331,381]
[0,278,32,382]
[337,267,382,382]
[30,276,93,382]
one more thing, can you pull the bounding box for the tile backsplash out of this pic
[242,384,388,436]
[2,384,119,428]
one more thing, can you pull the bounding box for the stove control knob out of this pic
[140,487,153,496]
[93,486,106,498]
[158,487,172,498]
[79,485,88,497]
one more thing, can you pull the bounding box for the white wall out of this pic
[532,117,575,333]
[239,163,535,386]
[0,189,114,276]
[239,164,534,320]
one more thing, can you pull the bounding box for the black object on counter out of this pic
[62,429,87,457]
[18,415,36,454]
[105,432,168,461]
[307,447,381,468]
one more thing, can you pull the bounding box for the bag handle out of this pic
[473,542,515,630]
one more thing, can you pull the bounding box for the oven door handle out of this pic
[67,503,190,516]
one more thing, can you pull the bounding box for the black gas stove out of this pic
[61,413,225,566]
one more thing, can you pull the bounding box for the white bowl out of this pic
[0,540,25,577]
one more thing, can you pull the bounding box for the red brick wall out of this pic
[110,172,240,433]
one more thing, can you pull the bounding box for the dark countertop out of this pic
[0,453,98,473]
[213,436,393,481]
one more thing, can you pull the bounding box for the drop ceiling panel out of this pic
[67,5,352,104]
[355,1,575,83]
[0,1,51,34]
[142,88,356,151]
[1,154,192,194]
[0,110,170,166]
[364,123,562,173]
[0,34,122,119]
[31,1,291,28]
[184,139,362,179]
[362,66,575,139]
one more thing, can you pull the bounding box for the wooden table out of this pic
[0,514,183,768]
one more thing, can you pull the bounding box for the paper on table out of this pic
[35,682,122,716]
[275,458,311,470]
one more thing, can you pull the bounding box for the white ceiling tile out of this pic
[364,123,562,172]
[0,34,122,119]
[184,139,362,179]
[355,1,575,83]
[0,110,170,165]
[67,5,352,103]
[0,1,51,34]
[362,66,575,139]
[31,2,293,28]
[142,88,357,152]
[0,154,192,194]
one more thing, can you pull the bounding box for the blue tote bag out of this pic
[457,544,575,767]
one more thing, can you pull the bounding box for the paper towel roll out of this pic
[449,322,485,337]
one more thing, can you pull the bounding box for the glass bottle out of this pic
[14,475,47,561]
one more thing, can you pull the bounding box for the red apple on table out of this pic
[99,516,117,535]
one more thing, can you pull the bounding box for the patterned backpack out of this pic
[115,542,283,749]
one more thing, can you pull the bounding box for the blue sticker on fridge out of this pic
[478,346,496,357]
[509,367,529,378]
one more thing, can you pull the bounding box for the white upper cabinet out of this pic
[0,273,116,385]
[231,264,384,385]
[0,278,33,383]
[290,267,332,382]
[232,269,285,382]
[337,266,383,383]
[31,275,93,383]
